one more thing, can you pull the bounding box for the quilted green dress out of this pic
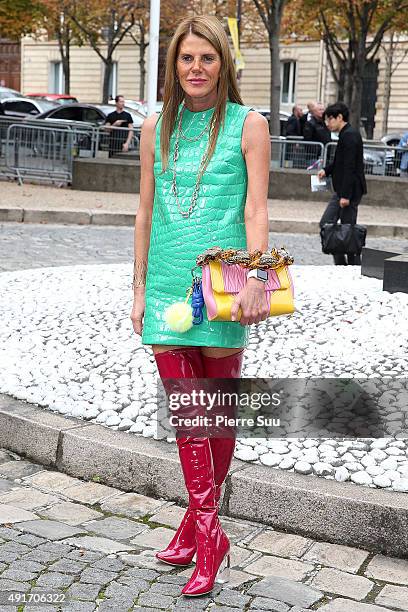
[141,99,253,348]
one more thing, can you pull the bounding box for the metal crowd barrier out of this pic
[323,140,405,177]
[93,125,140,158]
[270,137,324,171]
[5,123,97,185]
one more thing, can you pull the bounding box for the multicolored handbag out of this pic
[197,246,295,322]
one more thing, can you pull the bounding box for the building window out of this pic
[281,61,296,105]
[50,61,64,94]
[108,62,118,100]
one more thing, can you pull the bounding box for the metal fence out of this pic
[0,122,406,185]
[271,137,324,171]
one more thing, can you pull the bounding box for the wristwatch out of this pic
[247,268,268,283]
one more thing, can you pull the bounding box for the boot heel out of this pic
[216,553,230,584]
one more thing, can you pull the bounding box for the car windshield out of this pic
[56,98,78,105]
[38,100,60,112]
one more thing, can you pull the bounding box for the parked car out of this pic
[26,93,79,105]
[34,103,144,128]
[0,86,24,100]
[96,104,145,127]
[0,97,58,119]
[251,107,291,136]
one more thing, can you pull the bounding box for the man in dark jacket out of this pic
[318,101,367,265]
[286,104,306,137]
[303,102,331,145]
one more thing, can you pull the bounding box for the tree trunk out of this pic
[268,19,281,136]
[139,35,146,101]
[102,57,113,104]
[349,60,364,130]
[63,31,70,95]
[382,34,394,135]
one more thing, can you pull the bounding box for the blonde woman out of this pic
[130,15,270,596]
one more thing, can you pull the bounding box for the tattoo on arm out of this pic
[132,258,148,288]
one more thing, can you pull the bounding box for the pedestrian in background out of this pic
[105,95,134,158]
[303,102,331,146]
[398,131,408,177]
[318,101,367,265]
[286,104,306,137]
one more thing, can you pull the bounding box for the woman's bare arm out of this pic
[230,111,270,326]
[133,113,157,291]
[242,111,271,253]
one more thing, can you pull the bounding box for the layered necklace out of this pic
[171,100,216,218]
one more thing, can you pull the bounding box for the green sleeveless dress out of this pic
[141,99,253,348]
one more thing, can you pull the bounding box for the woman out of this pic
[130,15,270,596]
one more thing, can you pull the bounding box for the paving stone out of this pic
[247,576,323,607]
[48,558,88,575]
[100,492,165,518]
[35,572,76,588]
[156,574,188,585]
[61,535,136,554]
[0,541,31,562]
[15,533,47,547]
[82,516,147,540]
[23,471,81,492]
[318,599,389,611]
[220,516,260,543]
[211,607,241,612]
[244,556,315,581]
[150,504,188,529]
[365,554,408,585]
[124,566,159,580]
[97,599,133,612]
[131,526,176,549]
[7,559,45,573]
[60,602,96,612]
[119,550,174,572]
[104,581,144,599]
[173,595,213,610]
[0,461,44,478]
[39,501,103,525]
[0,488,59,510]
[0,527,22,541]
[15,520,85,540]
[62,482,120,505]
[310,567,374,600]
[303,541,369,573]
[0,503,38,524]
[92,556,127,572]
[0,478,18,492]
[149,581,184,596]
[214,587,251,608]
[248,530,312,558]
[65,549,104,563]
[0,578,30,592]
[250,598,290,612]
[38,541,73,554]
[0,567,38,582]
[230,544,254,567]
[66,582,101,601]
[116,575,149,591]
[79,567,117,585]
[375,583,408,610]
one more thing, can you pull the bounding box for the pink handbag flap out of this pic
[221,261,281,293]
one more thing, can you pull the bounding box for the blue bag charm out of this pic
[191,268,204,325]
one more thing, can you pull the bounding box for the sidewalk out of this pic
[1,445,408,612]
[1,181,407,237]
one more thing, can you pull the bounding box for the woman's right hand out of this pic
[130,288,145,336]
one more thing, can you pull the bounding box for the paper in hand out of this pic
[311,175,329,192]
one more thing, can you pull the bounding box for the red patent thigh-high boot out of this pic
[202,349,245,510]
[154,347,204,567]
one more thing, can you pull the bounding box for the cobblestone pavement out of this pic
[0,222,407,272]
[0,449,407,612]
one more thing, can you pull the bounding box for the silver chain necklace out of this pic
[171,101,215,218]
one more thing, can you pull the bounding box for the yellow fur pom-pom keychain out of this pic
[164,287,194,333]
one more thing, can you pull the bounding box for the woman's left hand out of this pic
[231,278,270,325]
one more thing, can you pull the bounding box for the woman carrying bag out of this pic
[130,15,272,597]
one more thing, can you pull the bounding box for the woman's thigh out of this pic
[201,347,245,358]
[152,344,200,355]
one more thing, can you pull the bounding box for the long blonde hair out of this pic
[159,15,244,173]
